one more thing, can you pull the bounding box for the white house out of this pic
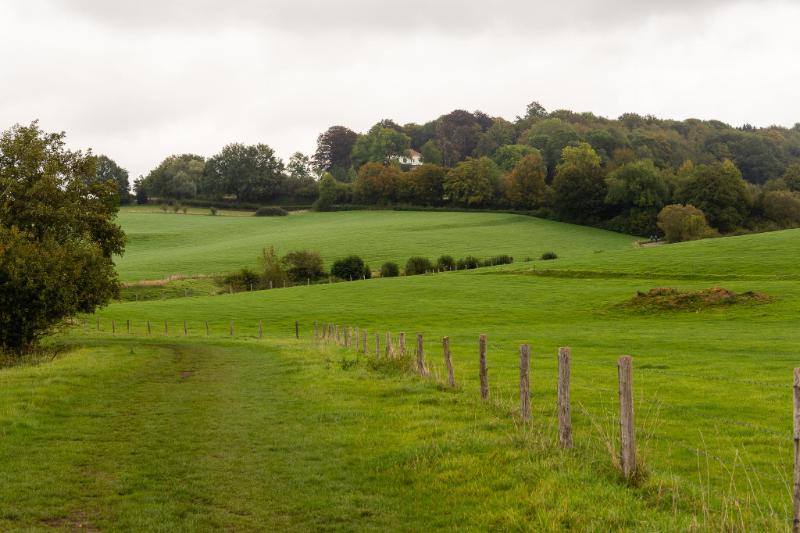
[392,149,423,167]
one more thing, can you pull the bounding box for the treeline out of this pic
[108,101,800,237]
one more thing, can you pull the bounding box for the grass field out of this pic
[1,211,798,530]
[115,209,636,282]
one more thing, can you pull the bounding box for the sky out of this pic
[1,0,798,179]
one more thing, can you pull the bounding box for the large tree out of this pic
[551,143,607,224]
[444,157,500,207]
[435,110,485,167]
[503,152,550,209]
[0,122,125,352]
[351,123,411,168]
[95,155,131,204]
[312,126,358,180]
[138,153,205,200]
[677,159,750,232]
[205,143,285,203]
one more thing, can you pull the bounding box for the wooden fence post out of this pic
[443,336,455,387]
[230,320,234,337]
[314,321,318,339]
[111,319,115,333]
[183,320,187,336]
[558,347,573,448]
[354,327,359,349]
[259,320,263,339]
[164,321,168,336]
[519,345,531,421]
[416,334,427,375]
[398,332,406,356]
[793,368,800,532]
[96,317,100,331]
[375,333,380,359]
[345,327,350,347]
[361,330,367,353]
[205,321,209,336]
[479,334,489,400]
[385,332,393,358]
[127,320,130,334]
[147,320,151,335]
[618,355,636,479]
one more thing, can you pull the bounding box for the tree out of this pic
[138,154,205,200]
[519,118,580,177]
[0,122,125,352]
[331,255,370,280]
[503,152,550,209]
[605,160,669,209]
[492,144,537,172]
[405,256,433,275]
[761,190,800,227]
[353,162,402,204]
[420,140,443,165]
[551,143,607,224]
[312,126,358,180]
[783,163,800,192]
[285,152,317,199]
[473,118,516,157]
[677,159,750,232]
[435,110,484,166]
[380,262,399,277]
[351,122,411,168]
[95,155,131,204]
[282,250,325,282]
[657,204,716,242]
[405,164,446,206]
[261,246,288,287]
[205,143,285,203]
[313,173,337,211]
[444,157,500,207]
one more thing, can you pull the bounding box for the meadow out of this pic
[1,210,798,531]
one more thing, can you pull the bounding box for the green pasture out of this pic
[115,209,636,282]
[1,211,798,530]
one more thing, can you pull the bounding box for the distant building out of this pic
[392,149,423,167]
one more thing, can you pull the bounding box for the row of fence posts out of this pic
[88,318,300,340]
[313,321,641,479]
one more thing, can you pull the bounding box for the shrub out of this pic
[483,254,513,267]
[255,206,288,217]
[182,207,188,214]
[331,255,369,281]
[761,190,800,227]
[436,255,456,271]
[405,256,433,276]
[657,204,717,243]
[262,246,288,286]
[456,256,480,270]
[160,205,168,212]
[209,207,218,216]
[380,262,400,277]
[540,252,558,260]
[223,268,262,291]
[172,204,180,213]
[282,250,325,282]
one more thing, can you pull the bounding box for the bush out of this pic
[657,204,717,243]
[380,262,400,277]
[262,246,288,286]
[405,256,433,276]
[209,207,218,216]
[456,256,480,270]
[182,207,188,214]
[331,255,369,280]
[172,204,180,213]
[223,268,262,291]
[482,254,513,267]
[282,250,325,282]
[436,255,456,271]
[540,252,558,260]
[255,206,289,217]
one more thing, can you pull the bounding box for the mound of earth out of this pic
[624,287,769,311]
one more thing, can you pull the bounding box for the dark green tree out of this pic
[205,143,285,203]
[677,159,750,232]
[551,143,607,224]
[95,155,131,204]
[444,157,500,207]
[0,122,125,353]
[313,173,337,211]
[331,255,370,280]
[312,126,358,180]
[139,154,205,200]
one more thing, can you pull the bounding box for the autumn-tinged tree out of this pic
[519,118,580,177]
[551,143,607,224]
[0,122,125,352]
[677,159,750,232]
[353,162,401,204]
[503,152,549,209]
[657,204,716,242]
[444,157,500,207]
[406,164,446,206]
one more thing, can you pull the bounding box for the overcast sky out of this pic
[1,0,798,178]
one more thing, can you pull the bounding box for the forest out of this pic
[130,102,800,238]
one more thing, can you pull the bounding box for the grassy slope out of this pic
[116,209,635,282]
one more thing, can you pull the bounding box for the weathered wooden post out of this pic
[345,327,350,347]
[375,333,380,359]
[398,332,406,356]
[443,336,455,387]
[558,347,573,448]
[354,327,359,349]
[361,330,367,353]
[230,320,234,337]
[618,355,636,479]
[519,345,531,421]
[793,368,800,532]
[96,317,100,331]
[127,319,131,334]
[205,321,209,336]
[164,320,169,336]
[283,280,287,289]
[314,321,318,339]
[259,320,263,339]
[183,320,187,336]
[385,332,393,358]
[479,334,489,400]
[295,320,299,339]
[416,334,427,375]
[111,319,116,333]
[147,320,151,335]
[269,280,273,290]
